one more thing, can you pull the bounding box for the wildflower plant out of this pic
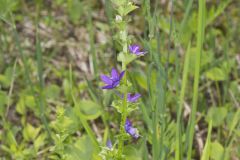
[99,0,145,159]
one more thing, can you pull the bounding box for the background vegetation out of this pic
[0,0,239,159]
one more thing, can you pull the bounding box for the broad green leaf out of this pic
[78,100,102,120]
[44,84,60,100]
[117,52,138,65]
[132,71,147,90]
[34,133,46,151]
[210,141,224,160]
[23,123,41,141]
[124,146,142,160]
[206,107,227,127]
[205,67,227,81]
[67,0,83,24]
[16,97,26,115]
[65,135,99,160]
[118,3,138,16]
[51,107,77,134]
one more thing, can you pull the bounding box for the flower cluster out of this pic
[99,1,147,158]
[100,45,145,139]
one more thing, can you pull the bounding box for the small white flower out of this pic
[115,15,122,22]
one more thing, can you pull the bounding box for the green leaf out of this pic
[201,120,212,160]
[0,91,7,116]
[210,141,224,160]
[227,109,240,135]
[124,146,142,160]
[65,135,100,160]
[111,0,127,6]
[205,67,227,81]
[118,3,138,16]
[0,67,14,87]
[112,100,138,114]
[51,107,78,134]
[34,133,46,151]
[23,123,41,141]
[44,84,60,100]
[206,107,227,127]
[132,71,147,90]
[0,0,18,17]
[117,52,137,65]
[67,0,83,24]
[78,100,102,120]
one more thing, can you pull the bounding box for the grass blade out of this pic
[187,0,206,159]
[201,120,212,160]
[175,42,191,160]
[35,28,52,141]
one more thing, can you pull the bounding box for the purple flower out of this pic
[100,68,125,89]
[129,44,147,56]
[125,119,139,139]
[127,93,141,102]
[106,139,113,149]
[115,92,141,103]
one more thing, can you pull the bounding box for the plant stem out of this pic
[117,78,128,159]
[117,26,128,159]
[187,0,205,159]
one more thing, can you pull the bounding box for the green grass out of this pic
[0,0,239,159]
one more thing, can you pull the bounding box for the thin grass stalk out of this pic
[166,0,174,72]
[69,65,100,151]
[87,7,98,76]
[187,0,205,159]
[147,63,158,160]
[201,120,212,160]
[175,42,191,160]
[10,13,52,140]
[5,59,17,118]
[84,76,109,145]
[35,30,52,141]
[180,0,194,31]
[35,0,52,140]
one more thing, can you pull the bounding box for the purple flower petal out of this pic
[119,71,125,80]
[106,139,112,149]
[111,68,119,80]
[112,81,120,88]
[129,44,147,56]
[129,45,140,53]
[100,74,112,85]
[124,119,139,139]
[127,93,141,102]
[125,119,132,129]
[102,85,114,89]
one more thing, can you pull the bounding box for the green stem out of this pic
[117,27,128,159]
[187,0,205,159]
[117,83,128,159]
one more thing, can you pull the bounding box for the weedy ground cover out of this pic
[0,0,239,159]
